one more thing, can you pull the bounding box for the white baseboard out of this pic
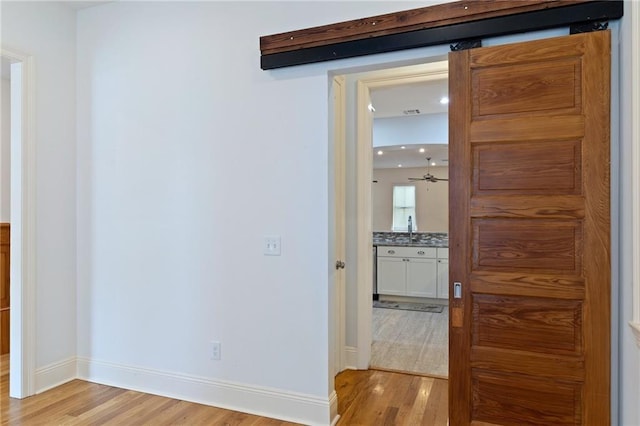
[76,357,333,425]
[329,389,339,425]
[35,357,77,394]
[344,346,359,370]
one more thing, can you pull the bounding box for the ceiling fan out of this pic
[408,157,449,183]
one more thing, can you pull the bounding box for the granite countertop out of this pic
[373,232,448,248]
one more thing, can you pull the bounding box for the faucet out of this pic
[408,216,413,241]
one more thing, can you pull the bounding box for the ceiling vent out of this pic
[403,109,421,115]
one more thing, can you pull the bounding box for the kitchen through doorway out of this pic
[369,72,450,378]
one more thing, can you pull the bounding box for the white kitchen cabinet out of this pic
[377,256,407,296]
[377,246,440,298]
[406,258,438,298]
[437,259,449,299]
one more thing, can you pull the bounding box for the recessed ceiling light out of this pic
[397,164,403,168]
[431,162,436,166]
[440,96,449,105]
[400,146,406,150]
[419,148,425,153]
[377,150,383,155]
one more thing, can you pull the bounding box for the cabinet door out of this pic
[1,227,8,310]
[437,259,449,299]
[406,258,437,298]
[0,309,8,355]
[377,257,406,296]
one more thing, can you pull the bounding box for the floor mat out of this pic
[373,300,444,313]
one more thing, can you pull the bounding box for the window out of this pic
[392,185,417,232]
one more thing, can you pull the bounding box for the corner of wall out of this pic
[34,357,77,394]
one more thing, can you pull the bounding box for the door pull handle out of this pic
[453,282,462,299]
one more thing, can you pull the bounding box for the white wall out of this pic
[1,77,9,221]
[1,2,77,370]
[373,166,448,232]
[373,113,448,147]
[75,1,441,424]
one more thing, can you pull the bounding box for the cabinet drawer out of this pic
[377,246,436,258]
[437,248,449,259]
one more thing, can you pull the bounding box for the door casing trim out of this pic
[1,46,37,398]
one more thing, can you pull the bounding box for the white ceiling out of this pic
[371,77,449,169]
[62,1,113,10]
[370,77,449,118]
[374,144,448,169]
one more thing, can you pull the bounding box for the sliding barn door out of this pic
[449,31,610,425]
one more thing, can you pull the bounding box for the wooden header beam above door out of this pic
[259,0,623,69]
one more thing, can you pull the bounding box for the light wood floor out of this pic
[336,369,448,425]
[371,306,448,377]
[1,354,448,425]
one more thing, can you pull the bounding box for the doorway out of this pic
[332,59,450,374]
[369,75,449,377]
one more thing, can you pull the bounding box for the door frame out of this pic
[1,47,37,398]
[349,61,449,369]
[330,74,346,378]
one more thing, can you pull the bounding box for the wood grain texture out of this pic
[448,45,472,426]
[470,195,585,219]
[472,59,581,118]
[0,224,8,310]
[471,115,584,142]
[260,0,594,55]
[472,371,581,425]
[471,346,584,382]
[472,295,582,354]
[0,224,8,356]
[579,29,611,426]
[335,369,449,426]
[470,271,585,300]
[0,311,7,356]
[473,140,581,195]
[449,31,610,425]
[1,355,449,426]
[472,219,582,273]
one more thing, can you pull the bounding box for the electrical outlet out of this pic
[211,341,221,360]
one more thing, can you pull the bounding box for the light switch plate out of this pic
[263,235,281,256]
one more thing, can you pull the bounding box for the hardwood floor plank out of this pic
[421,377,448,425]
[2,353,448,425]
[397,376,434,424]
[336,369,448,426]
[60,383,126,420]
[139,400,197,426]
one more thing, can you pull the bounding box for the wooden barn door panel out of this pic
[449,31,610,425]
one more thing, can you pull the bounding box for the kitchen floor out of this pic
[370,305,448,377]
